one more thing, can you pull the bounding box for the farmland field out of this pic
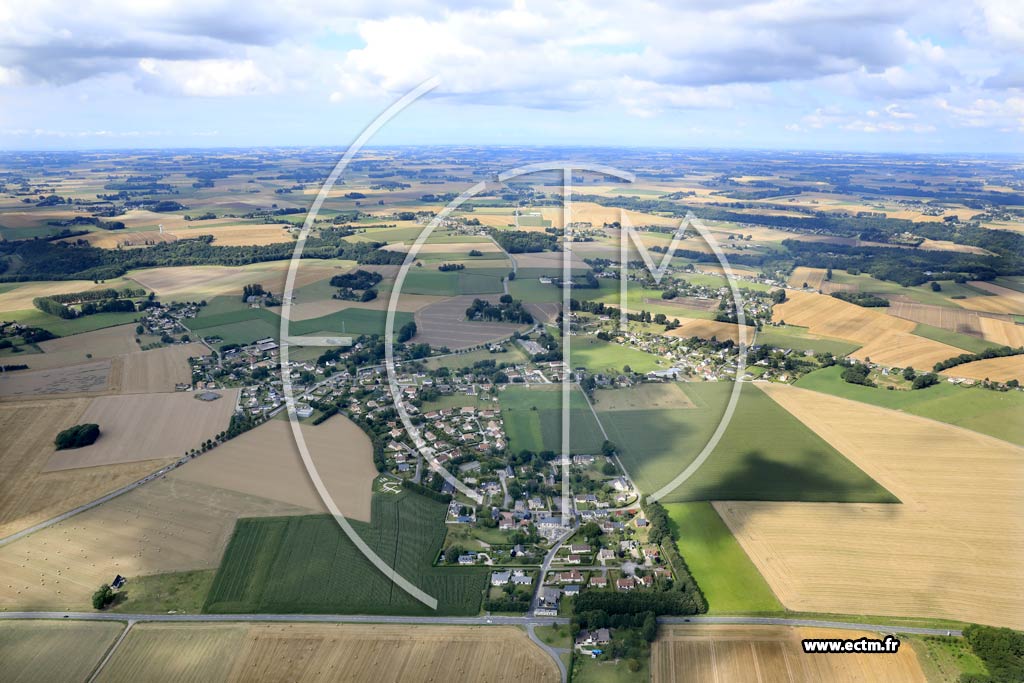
[772,290,968,367]
[173,416,377,522]
[717,383,1024,628]
[500,384,605,454]
[42,389,239,471]
[0,397,174,539]
[755,324,860,356]
[788,266,826,289]
[939,354,1024,383]
[0,620,123,683]
[663,317,748,343]
[568,335,664,374]
[0,475,311,611]
[601,382,894,503]
[204,490,487,615]
[413,294,526,349]
[652,625,926,683]
[665,502,782,614]
[795,365,1024,446]
[910,322,1003,354]
[97,623,558,683]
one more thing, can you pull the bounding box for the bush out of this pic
[55,423,100,450]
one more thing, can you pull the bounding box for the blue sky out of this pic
[0,0,1021,153]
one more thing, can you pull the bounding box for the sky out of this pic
[0,0,1022,153]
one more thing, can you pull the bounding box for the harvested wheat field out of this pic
[116,344,198,393]
[0,359,112,398]
[0,280,120,314]
[172,416,377,522]
[414,295,527,350]
[956,281,1024,315]
[545,202,677,229]
[788,266,827,290]
[856,330,966,369]
[978,317,1024,347]
[0,477,310,610]
[96,623,559,683]
[288,292,444,322]
[0,398,174,539]
[886,301,987,336]
[716,383,1024,629]
[0,620,123,683]
[772,290,965,367]
[169,223,294,246]
[663,317,749,344]
[16,324,140,371]
[653,625,925,683]
[940,355,1024,383]
[382,241,502,254]
[43,389,238,472]
[128,260,351,300]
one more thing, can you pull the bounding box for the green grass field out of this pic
[796,365,1024,446]
[188,296,412,344]
[826,272,990,307]
[110,569,215,614]
[912,323,1003,355]
[508,277,563,304]
[8,308,141,336]
[569,335,664,374]
[401,268,505,296]
[422,344,528,371]
[756,324,860,356]
[203,491,486,616]
[500,384,605,454]
[601,382,896,502]
[666,502,782,614]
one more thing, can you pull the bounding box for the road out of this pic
[0,609,963,683]
[0,610,962,636]
[530,524,579,614]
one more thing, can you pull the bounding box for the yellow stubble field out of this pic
[772,290,965,367]
[0,620,124,683]
[96,623,559,683]
[956,281,1024,315]
[0,398,174,539]
[716,383,1024,629]
[653,625,926,683]
[940,355,1024,383]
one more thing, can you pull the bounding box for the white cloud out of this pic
[136,58,278,96]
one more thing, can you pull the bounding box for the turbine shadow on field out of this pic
[664,449,902,528]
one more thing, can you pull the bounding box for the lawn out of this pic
[569,335,664,374]
[500,384,605,454]
[912,323,1003,355]
[795,365,1024,446]
[573,655,648,683]
[600,382,896,503]
[110,569,215,614]
[203,490,487,616]
[665,502,782,614]
[755,324,860,356]
[8,308,141,336]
